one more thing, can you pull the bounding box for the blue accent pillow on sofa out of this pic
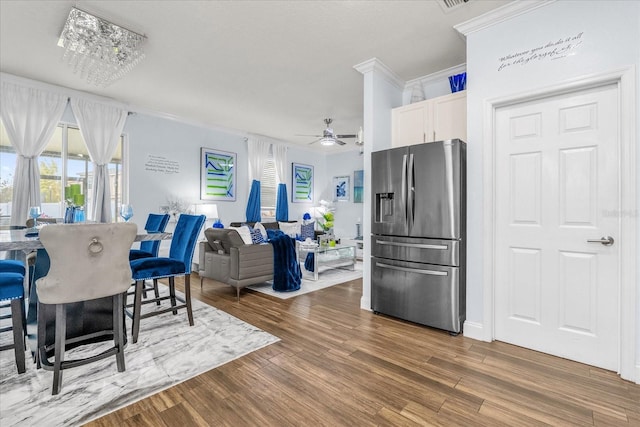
[250,227,265,244]
[300,221,315,240]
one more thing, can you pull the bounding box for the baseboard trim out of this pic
[463,321,489,342]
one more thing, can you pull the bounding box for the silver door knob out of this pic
[587,236,614,246]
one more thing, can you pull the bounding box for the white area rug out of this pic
[0,285,279,427]
[248,261,363,299]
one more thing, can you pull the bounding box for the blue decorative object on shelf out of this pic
[64,206,75,223]
[448,72,467,93]
[303,212,311,221]
[73,207,85,223]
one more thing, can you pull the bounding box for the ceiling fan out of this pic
[304,118,357,146]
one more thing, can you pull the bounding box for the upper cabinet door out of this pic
[391,91,467,147]
[432,91,467,142]
[391,101,430,147]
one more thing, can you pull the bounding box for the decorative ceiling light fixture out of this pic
[57,7,146,87]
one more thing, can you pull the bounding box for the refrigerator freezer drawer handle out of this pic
[376,262,448,276]
[376,240,448,250]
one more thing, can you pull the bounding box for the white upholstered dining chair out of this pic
[36,222,137,395]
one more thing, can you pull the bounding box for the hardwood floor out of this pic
[88,275,639,426]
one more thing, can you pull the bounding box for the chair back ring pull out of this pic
[88,238,103,254]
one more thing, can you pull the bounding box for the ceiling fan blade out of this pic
[335,134,356,139]
[308,138,322,145]
[335,139,347,146]
[296,134,323,137]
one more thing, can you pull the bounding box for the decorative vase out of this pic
[73,207,85,223]
[448,72,467,93]
[64,206,75,223]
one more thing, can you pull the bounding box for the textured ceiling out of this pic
[0,0,510,152]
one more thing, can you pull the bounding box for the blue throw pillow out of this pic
[300,221,315,240]
[250,227,265,244]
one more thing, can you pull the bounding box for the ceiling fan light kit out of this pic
[308,118,360,147]
[320,137,337,146]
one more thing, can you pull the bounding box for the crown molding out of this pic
[454,0,556,37]
[405,63,466,90]
[354,57,405,90]
[0,72,128,109]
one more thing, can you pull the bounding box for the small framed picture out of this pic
[353,169,364,203]
[333,175,350,202]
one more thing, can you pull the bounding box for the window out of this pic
[260,150,277,220]
[0,121,125,225]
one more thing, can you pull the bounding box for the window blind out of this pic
[260,154,276,209]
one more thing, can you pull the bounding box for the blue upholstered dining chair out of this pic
[129,213,170,303]
[0,271,27,374]
[0,259,26,275]
[129,213,170,260]
[36,223,138,395]
[127,214,206,344]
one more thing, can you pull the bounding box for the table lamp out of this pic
[195,204,220,228]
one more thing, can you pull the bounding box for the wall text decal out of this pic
[144,155,180,174]
[498,32,584,72]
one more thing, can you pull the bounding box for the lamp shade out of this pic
[195,204,218,219]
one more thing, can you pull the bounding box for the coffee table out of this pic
[296,241,356,281]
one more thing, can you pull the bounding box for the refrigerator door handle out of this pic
[376,240,448,250]
[408,152,415,226]
[376,262,448,276]
[401,153,408,223]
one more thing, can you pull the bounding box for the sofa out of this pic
[198,221,313,300]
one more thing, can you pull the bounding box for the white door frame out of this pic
[482,67,637,382]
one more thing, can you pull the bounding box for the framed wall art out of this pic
[200,147,236,201]
[292,162,313,203]
[353,169,364,203]
[333,175,350,202]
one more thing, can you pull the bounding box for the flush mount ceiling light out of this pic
[57,7,146,87]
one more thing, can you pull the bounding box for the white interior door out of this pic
[494,83,619,370]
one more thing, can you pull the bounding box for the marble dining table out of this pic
[0,227,172,251]
[0,226,172,358]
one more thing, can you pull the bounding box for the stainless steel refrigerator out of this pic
[371,139,466,334]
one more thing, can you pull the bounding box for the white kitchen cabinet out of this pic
[392,90,466,147]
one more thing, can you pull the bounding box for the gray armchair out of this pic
[198,228,273,300]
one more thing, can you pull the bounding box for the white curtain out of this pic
[0,81,67,226]
[247,138,270,183]
[245,138,270,222]
[273,143,287,185]
[70,98,127,223]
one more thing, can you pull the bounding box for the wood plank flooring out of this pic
[87,275,639,426]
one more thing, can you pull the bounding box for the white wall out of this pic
[123,112,362,230]
[125,113,248,226]
[323,150,364,238]
[464,0,640,378]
